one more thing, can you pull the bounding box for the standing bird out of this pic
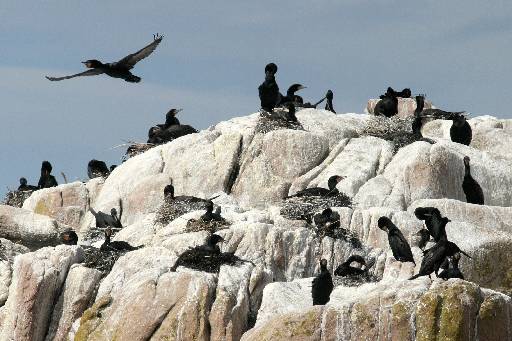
[377,217,415,264]
[89,203,123,229]
[87,160,110,179]
[38,161,58,189]
[287,175,345,198]
[414,207,448,242]
[334,255,368,276]
[60,230,78,245]
[374,91,398,117]
[438,253,464,280]
[100,227,141,252]
[411,95,425,137]
[258,63,281,112]
[311,259,334,305]
[46,34,163,83]
[450,113,472,146]
[200,201,224,223]
[161,108,182,128]
[462,156,484,205]
[325,90,336,113]
[147,124,198,144]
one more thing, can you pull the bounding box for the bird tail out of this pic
[126,75,141,83]
[409,274,422,280]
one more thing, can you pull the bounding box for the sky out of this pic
[1,1,511,196]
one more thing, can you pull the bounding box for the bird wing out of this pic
[46,69,104,81]
[390,229,414,261]
[116,34,163,69]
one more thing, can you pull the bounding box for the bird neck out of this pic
[464,163,470,176]
[104,234,111,245]
[415,99,424,115]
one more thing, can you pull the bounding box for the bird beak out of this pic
[298,85,307,90]
[176,109,183,114]
[460,250,471,258]
[336,176,345,183]
[208,194,221,201]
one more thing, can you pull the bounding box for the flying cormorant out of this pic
[377,217,415,264]
[287,175,345,198]
[60,230,78,245]
[311,259,334,305]
[18,177,38,191]
[88,160,110,179]
[374,91,398,117]
[325,90,336,113]
[46,34,163,83]
[258,63,281,112]
[414,207,448,242]
[462,156,484,205]
[38,161,58,189]
[438,252,464,280]
[450,113,472,145]
[334,255,367,277]
[100,227,141,252]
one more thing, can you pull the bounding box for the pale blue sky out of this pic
[1,1,511,195]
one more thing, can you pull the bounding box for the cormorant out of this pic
[88,160,110,179]
[89,204,123,229]
[377,217,415,264]
[100,227,141,252]
[147,124,198,144]
[313,208,340,228]
[381,87,411,99]
[287,175,345,198]
[438,252,464,280]
[18,177,38,191]
[163,108,182,128]
[450,113,472,146]
[60,230,78,245]
[200,201,224,222]
[311,259,333,305]
[163,182,215,205]
[334,255,367,276]
[374,91,398,117]
[416,229,431,250]
[46,34,163,83]
[258,63,281,112]
[109,165,117,172]
[462,156,484,205]
[38,161,58,189]
[414,207,448,242]
[280,84,306,105]
[411,95,425,137]
[325,90,336,113]
[170,234,225,271]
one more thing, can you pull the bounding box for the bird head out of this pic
[208,234,225,246]
[41,160,52,175]
[163,183,174,199]
[377,217,390,231]
[82,59,102,68]
[327,175,345,190]
[326,90,334,100]
[205,200,214,212]
[167,108,183,117]
[19,177,27,186]
[402,88,412,97]
[110,208,118,217]
[320,258,328,268]
[463,156,470,167]
[264,62,278,75]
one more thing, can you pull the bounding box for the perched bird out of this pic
[18,177,38,191]
[374,91,398,117]
[280,84,306,105]
[450,113,472,146]
[462,156,484,205]
[171,234,225,271]
[162,108,183,128]
[334,255,368,277]
[38,161,58,189]
[200,201,224,223]
[378,217,415,264]
[438,252,464,280]
[162,181,217,206]
[88,160,110,179]
[312,259,334,305]
[60,230,78,245]
[46,34,163,83]
[147,124,198,144]
[100,227,141,252]
[411,95,425,137]
[381,87,411,99]
[109,165,117,172]
[287,175,345,198]
[89,204,123,229]
[325,90,336,113]
[414,207,448,242]
[258,63,281,112]
[313,208,340,228]
[416,229,431,250]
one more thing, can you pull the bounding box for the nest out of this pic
[314,223,363,249]
[173,250,251,273]
[81,246,125,276]
[185,219,230,234]
[2,190,34,208]
[255,111,304,134]
[359,116,432,153]
[333,272,380,287]
[154,198,209,226]
[280,193,352,223]
[123,143,156,161]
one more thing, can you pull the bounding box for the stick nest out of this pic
[185,219,230,234]
[81,246,125,276]
[333,272,380,287]
[280,193,352,222]
[123,143,156,161]
[2,190,34,208]
[154,198,209,226]
[173,250,251,273]
[255,111,304,134]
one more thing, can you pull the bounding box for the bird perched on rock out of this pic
[462,156,484,205]
[38,161,58,189]
[414,207,448,242]
[87,160,110,179]
[416,229,431,250]
[313,208,340,228]
[100,227,141,252]
[374,91,398,117]
[380,87,411,99]
[378,217,415,264]
[161,108,182,128]
[334,255,369,277]
[46,34,163,83]
[258,63,281,112]
[170,234,225,271]
[147,124,198,144]
[450,113,472,146]
[60,230,78,245]
[438,252,464,280]
[325,90,336,113]
[312,259,333,305]
[280,84,306,106]
[411,95,425,137]
[287,175,345,198]
[89,203,123,229]
[200,201,224,223]
[18,177,38,191]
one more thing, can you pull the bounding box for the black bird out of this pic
[46,34,163,83]
[163,181,215,206]
[280,84,306,105]
[109,165,117,172]
[325,90,336,113]
[381,87,411,99]
[462,156,484,205]
[88,160,110,179]
[377,217,415,264]
[438,252,464,280]
[258,63,281,112]
[171,234,225,271]
[450,113,472,146]
[161,108,182,128]
[411,95,425,137]
[287,175,345,198]
[374,91,398,117]
[147,124,198,144]
[334,255,367,277]
[38,161,58,189]
[416,229,431,250]
[18,177,38,191]
[283,102,298,122]
[313,208,340,228]
[200,201,224,223]
[60,230,78,245]
[414,207,448,242]
[100,227,141,252]
[311,259,334,305]
[89,203,123,229]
